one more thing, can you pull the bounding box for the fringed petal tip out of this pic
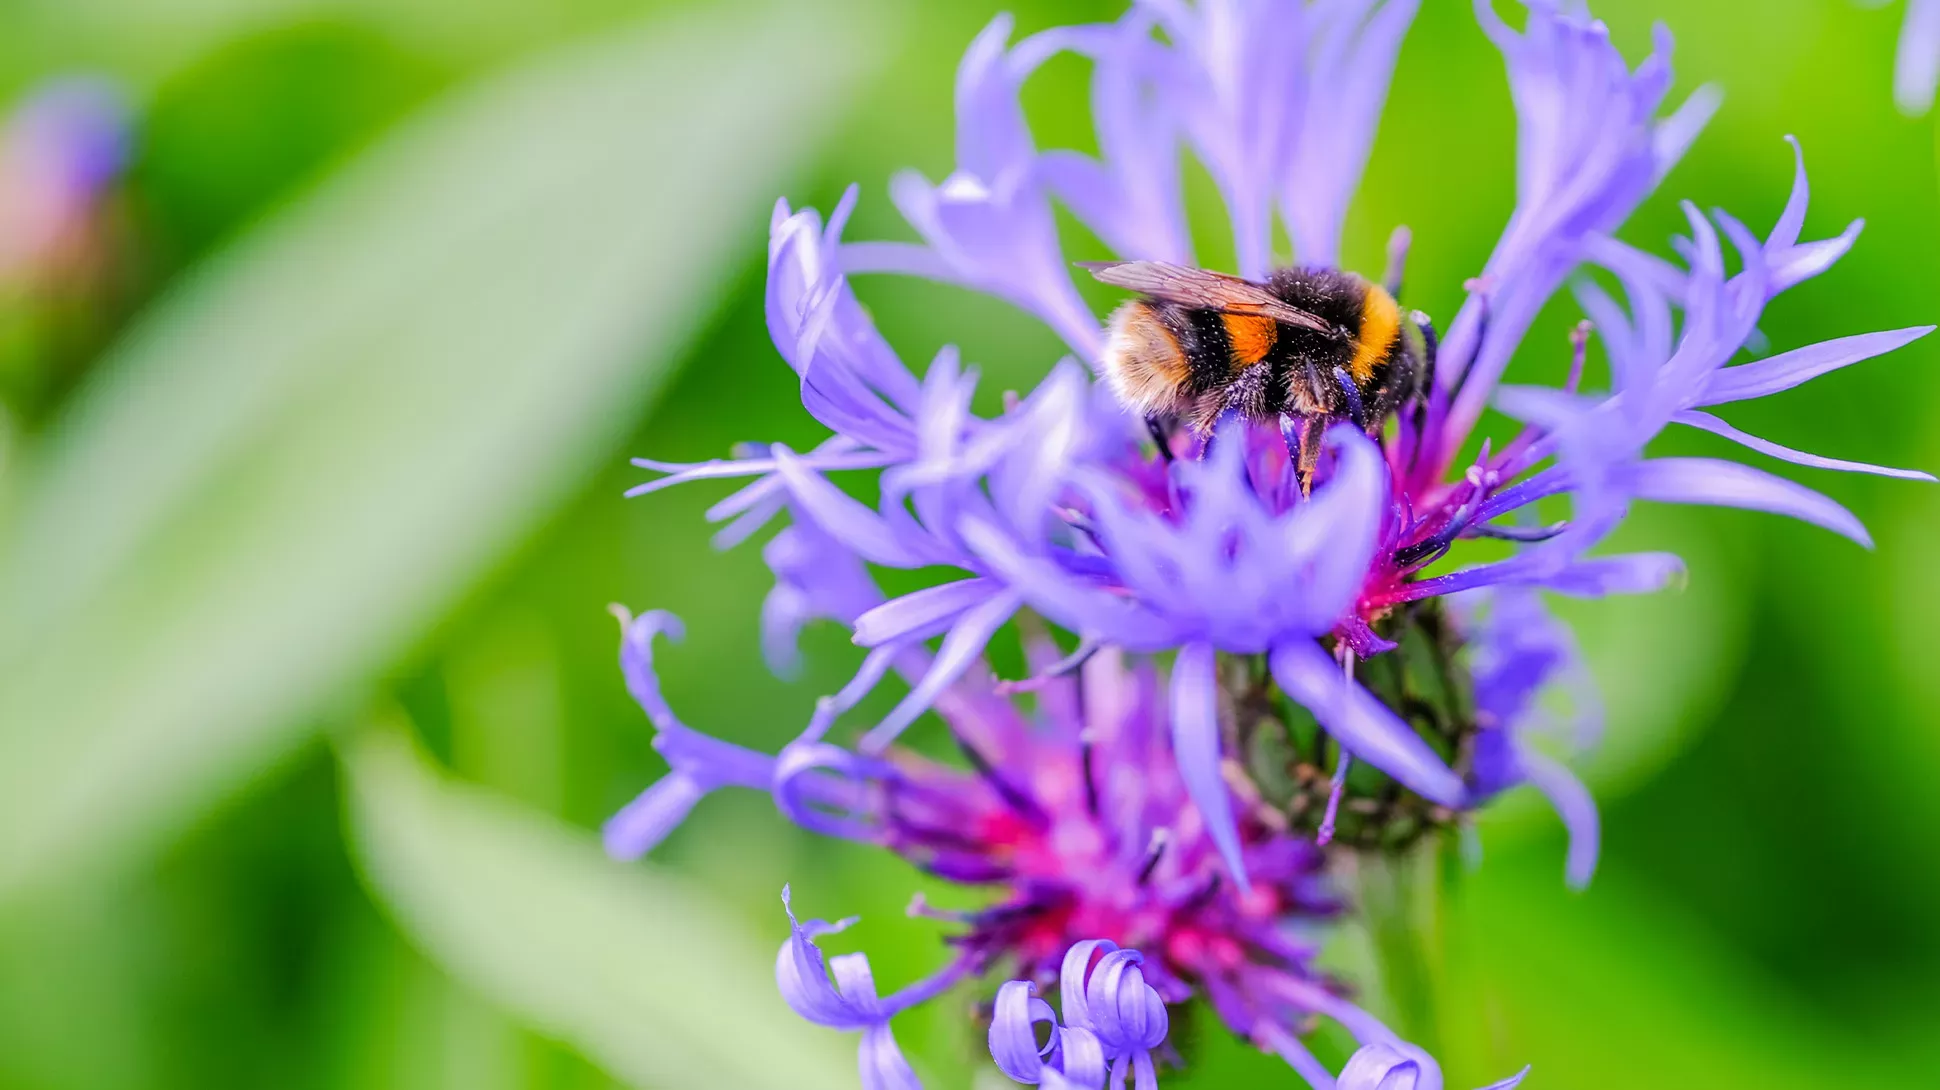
[609,603,684,647]
[776,885,876,1030]
[1480,1065,1533,1090]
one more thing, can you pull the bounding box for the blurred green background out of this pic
[0,0,1934,1086]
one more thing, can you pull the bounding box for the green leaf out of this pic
[0,2,878,898]
[339,719,856,1090]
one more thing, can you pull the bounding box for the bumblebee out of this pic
[1088,260,1434,486]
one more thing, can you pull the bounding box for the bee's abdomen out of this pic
[1177,308,1245,395]
[1102,300,1194,416]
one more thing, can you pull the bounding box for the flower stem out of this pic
[1337,834,1455,1054]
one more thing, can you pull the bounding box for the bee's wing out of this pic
[1080,261,1336,336]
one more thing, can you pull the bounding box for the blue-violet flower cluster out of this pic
[0,76,126,286]
[606,1,1931,1086]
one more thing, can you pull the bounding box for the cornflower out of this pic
[606,1,1931,1085]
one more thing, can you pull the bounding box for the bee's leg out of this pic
[1278,413,1303,486]
[1383,225,1412,299]
[1283,414,1326,497]
[1332,366,1368,430]
[1145,415,1176,464]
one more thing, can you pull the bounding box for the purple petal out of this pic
[1478,1067,1532,1090]
[1269,639,1465,806]
[1281,0,1423,268]
[772,741,886,842]
[1769,224,1863,295]
[840,239,956,282]
[1519,749,1601,889]
[777,887,875,1030]
[1256,1022,1335,1090]
[1538,552,1686,598]
[852,578,1002,647]
[1897,0,1940,115]
[1084,949,1167,1053]
[1337,1042,1421,1090]
[1441,0,1705,455]
[1054,1026,1108,1089]
[1289,426,1391,625]
[1170,641,1249,889]
[1624,456,1871,546]
[858,1023,923,1090]
[1651,82,1722,184]
[860,589,1022,750]
[761,519,886,676]
[1695,326,1933,405]
[989,980,1056,1082]
[1037,12,1194,264]
[601,773,706,860]
[1769,135,1811,250]
[773,446,935,567]
[614,607,686,731]
[1059,938,1114,1031]
[957,516,1160,648]
[1674,409,1935,482]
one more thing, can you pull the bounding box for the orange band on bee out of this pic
[1221,313,1279,367]
[1349,285,1401,384]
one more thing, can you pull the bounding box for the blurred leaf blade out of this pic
[1441,858,1924,1087]
[0,2,879,897]
[339,717,855,1090]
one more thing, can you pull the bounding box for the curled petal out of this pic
[615,607,686,731]
[777,887,876,1030]
[772,741,888,842]
[858,1023,923,1090]
[990,980,1058,1082]
[1338,1042,1428,1090]
[1084,949,1168,1053]
[1054,1026,1108,1089]
[1059,938,1115,1031]
[604,608,777,859]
